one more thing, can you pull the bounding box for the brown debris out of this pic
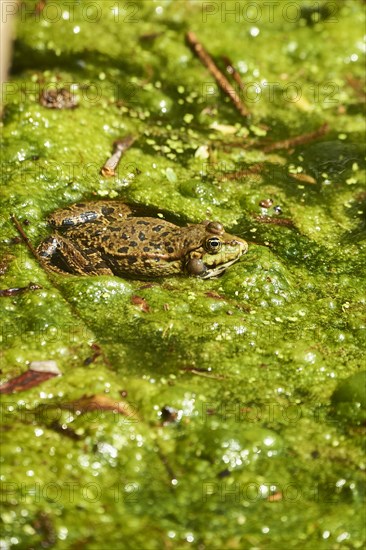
[139,32,164,42]
[259,198,274,208]
[33,511,56,549]
[267,492,283,502]
[254,215,295,228]
[0,257,11,275]
[185,31,250,118]
[289,172,317,184]
[48,421,83,441]
[84,343,103,366]
[0,362,61,394]
[161,405,179,424]
[181,366,225,380]
[0,282,42,297]
[11,214,39,261]
[205,291,226,300]
[221,55,246,91]
[60,395,139,419]
[101,135,135,177]
[260,123,329,153]
[131,294,150,313]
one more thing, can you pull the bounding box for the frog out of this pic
[36,201,248,279]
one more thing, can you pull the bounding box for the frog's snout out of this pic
[234,237,248,257]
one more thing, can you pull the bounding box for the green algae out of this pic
[1,1,365,548]
[331,371,366,425]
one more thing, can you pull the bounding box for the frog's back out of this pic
[48,201,134,228]
[68,217,199,278]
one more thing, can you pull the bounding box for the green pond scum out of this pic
[0,0,365,548]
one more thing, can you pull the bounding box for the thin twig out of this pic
[181,367,225,380]
[11,214,39,259]
[254,215,295,228]
[185,31,250,118]
[0,282,42,297]
[260,123,329,153]
[221,55,246,91]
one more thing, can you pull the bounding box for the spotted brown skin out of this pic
[37,201,248,279]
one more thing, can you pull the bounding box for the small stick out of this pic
[260,123,329,153]
[181,367,225,380]
[185,31,250,118]
[221,55,246,91]
[254,215,295,228]
[101,135,135,177]
[0,283,42,298]
[11,214,39,259]
[289,172,316,184]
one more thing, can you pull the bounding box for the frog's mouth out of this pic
[199,239,248,279]
[199,257,241,279]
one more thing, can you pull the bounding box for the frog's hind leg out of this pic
[37,234,113,276]
[48,201,134,229]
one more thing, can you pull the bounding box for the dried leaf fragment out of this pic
[0,361,61,394]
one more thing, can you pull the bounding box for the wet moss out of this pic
[1,0,365,548]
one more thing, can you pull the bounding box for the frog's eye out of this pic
[205,236,222,254]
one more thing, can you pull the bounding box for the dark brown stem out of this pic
[254,215,295,228]
[0,282,42,297]
[185,31,250,118]
[221,55,246,91]
[260,123,329,153]
[11,214,39,259]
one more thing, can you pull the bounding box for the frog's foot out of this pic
[37,236,59,260]
[47,201,134,229]
[37,234,113,276]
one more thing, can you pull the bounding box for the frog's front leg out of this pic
[37,233,113,276]
[48,201,134,229]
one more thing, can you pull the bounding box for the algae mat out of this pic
[1,1,365,548]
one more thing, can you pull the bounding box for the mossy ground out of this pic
[1,1,365,548]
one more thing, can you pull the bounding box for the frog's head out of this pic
[185,221,248,279]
